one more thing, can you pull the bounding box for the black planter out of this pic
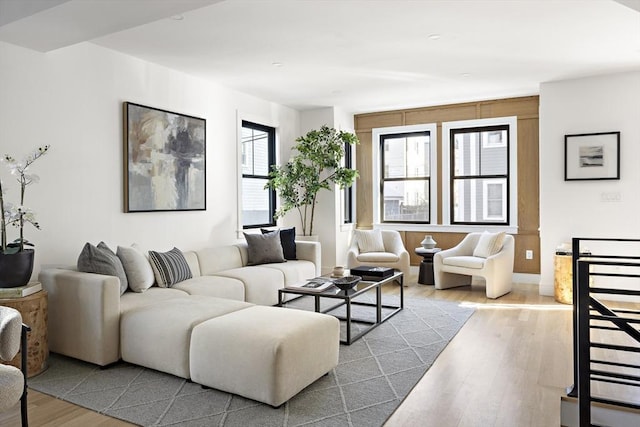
[0,249,35,288]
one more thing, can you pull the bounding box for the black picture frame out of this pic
[564,131,620,181]
[123,102,206,212]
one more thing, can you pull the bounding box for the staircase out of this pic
[562,238,640,427]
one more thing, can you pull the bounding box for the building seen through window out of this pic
[451,125,509,224]
[381,131,431,223]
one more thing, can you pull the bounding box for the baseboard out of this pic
[512,273,540,285]
[561,395,640,427]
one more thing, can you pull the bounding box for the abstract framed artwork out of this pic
[564,131,620,181]
[124,102,206,212]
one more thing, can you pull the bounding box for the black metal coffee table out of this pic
[277,271,403,344]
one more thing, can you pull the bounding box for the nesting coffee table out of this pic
[278,271,403,344]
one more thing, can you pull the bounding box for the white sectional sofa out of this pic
[39,240,340,407]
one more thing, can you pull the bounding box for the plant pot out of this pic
[0,249,35,288]
[296,235,319,242]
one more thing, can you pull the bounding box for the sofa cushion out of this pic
[261,227,297,260]
[260,260,317,286]
[149,247,192,287]
[244,231,285,265]
[117,245,154,293]
[77,242,128,295]
[356,252,399,262]
[442,256,486,269]
[182,251,201,277]
[197,246,244,275]
[120,296,253,378]
[214,266,284,306]
[190,305,339,407]
[120,287,189,316]
[173,276,245,301]
[355,229,385,253]
[473,231,506,258]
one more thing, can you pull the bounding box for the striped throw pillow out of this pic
[148,247,192,287]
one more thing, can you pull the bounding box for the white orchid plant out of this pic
[0,145,50,254]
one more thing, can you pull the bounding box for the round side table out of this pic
[415,248,441,285]
[0,289,49,377]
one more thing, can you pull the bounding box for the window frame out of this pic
[343,139,354,224]
[240,120,276,229]
[442,116,518,232]
[372,124,438,229]
[449,124,510,226]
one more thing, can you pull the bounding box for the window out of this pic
[241,121,275,228]
[450,125,509,225]
[380,131,431,223]
[343,140,354,224]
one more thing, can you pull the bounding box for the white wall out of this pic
[296,107,355,273]
[539,71,640,295]
[0,41,299,278]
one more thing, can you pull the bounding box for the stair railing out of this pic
[569,237,640,426]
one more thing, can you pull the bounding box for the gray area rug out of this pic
[29,295,474,426]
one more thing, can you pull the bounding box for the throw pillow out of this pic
[473,231,506,258]
[244,230,286,265]
[117,244,155,292]
[261,227,297,260]
[148,247,192,287]
[77,242,128,295]
[355,229,385,253]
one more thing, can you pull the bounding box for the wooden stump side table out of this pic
[553,254,573,304]
[0,288,49,377]
[415,247,441,285]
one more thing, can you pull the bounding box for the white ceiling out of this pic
[1,0,639,113]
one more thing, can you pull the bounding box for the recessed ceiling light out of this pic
[461,73,471,78]
[271,62,283,67]
[170,15,184,21]
[428,34,441,40]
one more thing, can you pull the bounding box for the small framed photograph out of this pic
[564,132,620,181]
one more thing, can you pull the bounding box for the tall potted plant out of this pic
[0,145,50,287]
[266,126,358,236]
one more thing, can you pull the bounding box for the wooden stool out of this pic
[0,289,49,377]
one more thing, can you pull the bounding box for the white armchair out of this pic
[0,305,30,427]
[433,232,514,299]
[347,229,411,281]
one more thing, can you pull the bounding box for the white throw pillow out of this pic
[117,244,155,292]
[473,231,506,258]
[355,229,386,253]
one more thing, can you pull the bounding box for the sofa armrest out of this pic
[483,236,515,272]
[385,233,409,257]
[434,233,480,263]
[295,241,321,276]
[39,268,121,366]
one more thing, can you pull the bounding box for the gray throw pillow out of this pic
[261,227,297,260]
[77,242,128,295]
[244,231,286,265]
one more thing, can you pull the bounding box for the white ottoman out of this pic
[120,296,252,378]
[190,305,339,407]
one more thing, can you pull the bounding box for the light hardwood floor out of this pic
[1,280,576,427]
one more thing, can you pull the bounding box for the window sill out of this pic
[375,223,518,234]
